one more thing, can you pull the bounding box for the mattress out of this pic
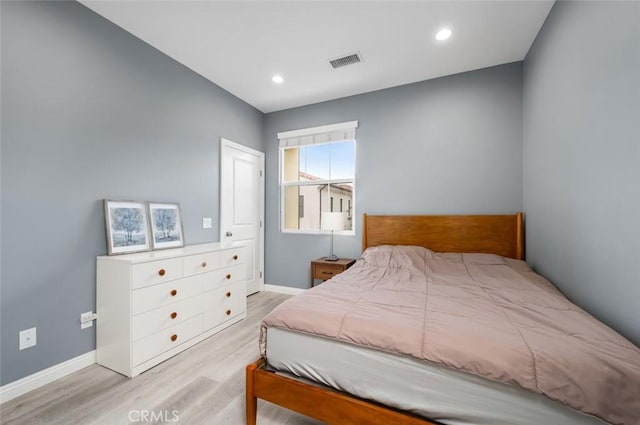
[265,327,608,425]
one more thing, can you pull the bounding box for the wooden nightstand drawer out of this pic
[313,264,342,280]
[310,258,356,287]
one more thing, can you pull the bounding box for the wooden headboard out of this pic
[362,212,524,260]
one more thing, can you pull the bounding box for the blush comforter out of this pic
[260,245,640,425]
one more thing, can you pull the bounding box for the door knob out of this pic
[225,231,233,237]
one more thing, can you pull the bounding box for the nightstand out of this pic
[310,258,356,287]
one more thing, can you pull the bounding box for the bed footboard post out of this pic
[246,358,264,425]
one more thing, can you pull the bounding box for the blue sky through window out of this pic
[298,141,355,180]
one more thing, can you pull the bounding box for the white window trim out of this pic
[279,122,357,236]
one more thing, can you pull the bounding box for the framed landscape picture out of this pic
[104,200,151,255]
[148,202,184,250]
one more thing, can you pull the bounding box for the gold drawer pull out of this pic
[226,274,231,280]
[225,309,231,316]
[201,261,207,268]
[321,271,334,275]
[232,255,238,261]
[225,291,231,298]
[170,289,177,297]
[158,269,166,276]
[170,334,178,342]
[170,312,177,319]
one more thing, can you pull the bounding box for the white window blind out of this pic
[278,120,358,147]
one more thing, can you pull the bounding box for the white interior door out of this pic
[220,138,264,295]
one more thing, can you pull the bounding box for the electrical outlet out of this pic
[80,311,97,330]
[19,327,37,350]
[202,217,212,229]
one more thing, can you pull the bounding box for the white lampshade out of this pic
[321,212,344,231]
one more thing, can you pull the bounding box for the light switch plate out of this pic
[202,217,212,229]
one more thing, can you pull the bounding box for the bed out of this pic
[246,213,640,425]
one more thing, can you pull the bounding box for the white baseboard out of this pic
[264,284,306,295]
[0,350,96,404]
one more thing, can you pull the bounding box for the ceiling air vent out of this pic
[329,52,363,69]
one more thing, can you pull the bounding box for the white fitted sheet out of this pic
[265,327,609,425]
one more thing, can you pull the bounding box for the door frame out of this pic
[220,138,265,293]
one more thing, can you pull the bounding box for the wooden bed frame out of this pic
[246,212,525,425]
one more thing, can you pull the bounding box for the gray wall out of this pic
[523,1,640,344]
[264,63,524,288]
[0,1,263,385]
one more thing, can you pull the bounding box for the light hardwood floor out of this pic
[0,292,323,425]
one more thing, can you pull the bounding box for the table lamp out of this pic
[321,212,343,261]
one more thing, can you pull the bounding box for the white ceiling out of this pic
[81,1,554,113]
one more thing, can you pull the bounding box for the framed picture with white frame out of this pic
[148,202,184,250]
[104,200,151,255]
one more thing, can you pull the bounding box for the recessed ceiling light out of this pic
[435,28,452,41]
[272,75,284,84]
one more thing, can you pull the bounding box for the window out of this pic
[279,121,357,234]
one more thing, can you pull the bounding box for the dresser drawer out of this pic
[132,275,202,315]
[183,252,219,277]
[132,258,183,289]
[202,264,246,292]
[219,248,244,267]
[202,282,246,331]
[132,315,202,366]
[132,296,202,341]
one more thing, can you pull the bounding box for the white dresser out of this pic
[96,242,247,377]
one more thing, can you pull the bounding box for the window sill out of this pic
[281,229,355,237]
